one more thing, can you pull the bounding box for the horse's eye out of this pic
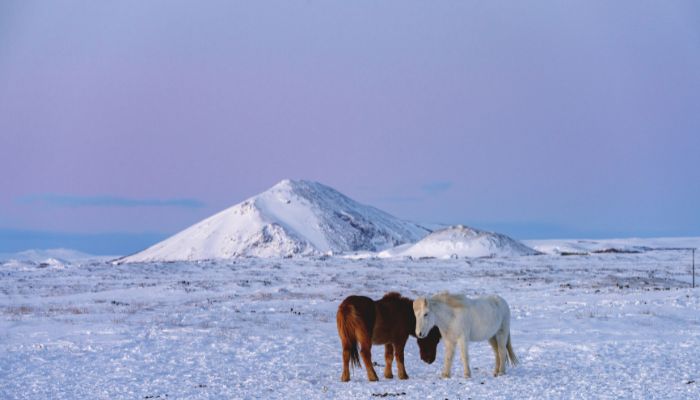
[424,313,428,317]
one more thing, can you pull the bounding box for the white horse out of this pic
[414,292,517,378]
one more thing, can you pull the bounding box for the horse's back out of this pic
[375,293,412,325]
[474,295,510,320]
[463,295,511,341]
[372,293,414,344]
[338,295,377,340]
[338,295,376,324]
[484,295,510,314]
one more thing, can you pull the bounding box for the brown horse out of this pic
[336,292,442,382]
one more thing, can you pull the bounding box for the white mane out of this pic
[432,291,467,309]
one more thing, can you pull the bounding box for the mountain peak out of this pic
[269,178,297,189]
[118,180,430,262]
[264,179,338,197]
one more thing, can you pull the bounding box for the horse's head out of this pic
[413,297,435,339]
[417,326,441,364]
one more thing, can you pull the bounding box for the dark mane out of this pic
[381,291,412,304]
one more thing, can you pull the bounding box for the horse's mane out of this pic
[432,291,466,308]
[381,292,415,308]
[382,291,411,303]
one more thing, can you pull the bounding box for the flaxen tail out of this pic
[506,333,518,366]
[336,304,363,369]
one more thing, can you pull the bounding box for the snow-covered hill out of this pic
[118,180,430,262]
[0,248,106,264]
[378,224,539,259]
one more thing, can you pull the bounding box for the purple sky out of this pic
[1,1,699,254]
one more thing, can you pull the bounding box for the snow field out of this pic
[1,250,699,399]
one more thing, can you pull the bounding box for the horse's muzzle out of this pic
[421,353,436,364]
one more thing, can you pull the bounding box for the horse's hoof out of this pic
[368,375,379,382]
[441,373,451,379]
[384,372,393,379]
[399,374,409,380]
[341,376,350,382]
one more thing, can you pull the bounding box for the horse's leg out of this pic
[360,339,379,382]
[384,344,394,379]
[458,336,471,378]
[394,338,409,380]
[496,330,508,376]
[489,336,500,377]
[441,339,455,378]
[338,318,352,382]
[341,344,351,382]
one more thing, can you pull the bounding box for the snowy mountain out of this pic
[378,224,539,259]
[118,180,431,262]
[0,248,103,264]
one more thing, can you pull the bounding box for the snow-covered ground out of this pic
[524,237,700,255]
[1,249,699,399]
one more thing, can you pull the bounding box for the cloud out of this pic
[421,181,453,195]
[18,194,205,209]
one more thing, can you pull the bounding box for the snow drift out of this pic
[118,180,430,262]
[378,224,538,259]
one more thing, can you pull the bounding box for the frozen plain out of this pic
[1,249,699,399]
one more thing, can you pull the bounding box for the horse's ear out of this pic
[419,297,428,307]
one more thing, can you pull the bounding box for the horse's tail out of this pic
[336,303,362,369]
[505,333,518,367]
